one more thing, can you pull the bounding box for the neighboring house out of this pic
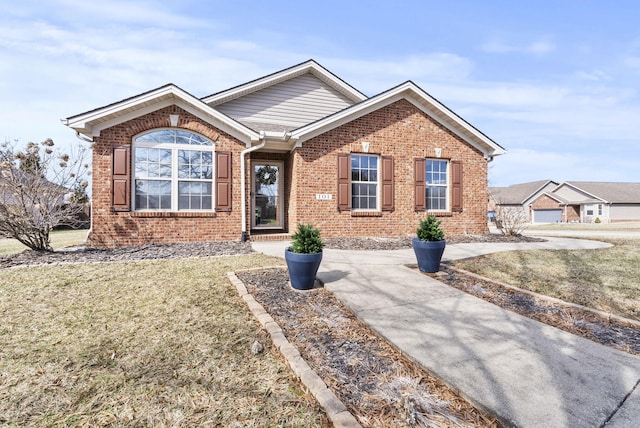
[63,60,506,248]
[488,180,558,222]
[549,182,640,223]
[491,180,640,223]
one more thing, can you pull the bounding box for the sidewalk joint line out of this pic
[599,377,640,427]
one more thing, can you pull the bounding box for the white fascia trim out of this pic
[65,85,260,146]
[65,86,182,132]
[291,92,404,144]
[202,61,367,105]
[401,83,507,157]
[291,82,506,158]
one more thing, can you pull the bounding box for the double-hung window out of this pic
[133,129,214,211]
[426,159,448,211]
[337,153,394,212]
[351,154,379,210]
[414,158,463,212]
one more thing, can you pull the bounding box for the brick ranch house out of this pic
[490,180,640,223]
[63,60,506,248]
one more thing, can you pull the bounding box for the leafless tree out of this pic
[0,139,90,251]
[495,205,529,236]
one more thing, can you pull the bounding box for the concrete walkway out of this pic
[251,237,640,427]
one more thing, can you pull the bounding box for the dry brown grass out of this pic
[0,254,327,427]
[453,238,640,321]
[0,229,88,256]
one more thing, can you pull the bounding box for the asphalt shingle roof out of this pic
[564,181,640,203]
[489,180,556,204]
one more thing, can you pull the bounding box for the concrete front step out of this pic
[250,233,292,241]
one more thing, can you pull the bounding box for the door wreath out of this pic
[256,165,278,187]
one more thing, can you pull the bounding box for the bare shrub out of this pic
[496,206,529,236]
[0,139,90,251]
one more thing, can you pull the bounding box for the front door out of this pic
[252,161,283,229]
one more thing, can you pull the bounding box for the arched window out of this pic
[132,129,214,211]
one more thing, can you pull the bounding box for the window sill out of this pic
[350,211,383,217]
[425,211,453,217]
[131,211,217,218]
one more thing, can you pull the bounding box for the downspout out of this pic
[240,132,267,242]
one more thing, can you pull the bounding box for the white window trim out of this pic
[426,158,450,212]
[351,154,380,212]
[132,131,215,212]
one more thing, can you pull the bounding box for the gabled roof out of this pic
[290,80,507,158]
[63,84,260,145]
[560,181,640,204]
[535,192,570,205]
[201,59,367,106]
[490,180,558,204]
[63,61,505,157]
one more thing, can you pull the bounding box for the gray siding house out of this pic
[490,181,640,223]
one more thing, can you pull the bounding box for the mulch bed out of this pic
[430,265,640,356]
[6,235,638,425]
[0,241,253,269]
[323,234,545,251]
[238,268,499,428]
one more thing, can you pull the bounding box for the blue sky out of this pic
[1,0,639,186]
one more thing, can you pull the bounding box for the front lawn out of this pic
[453,238,640,321]
[0,255,326,427]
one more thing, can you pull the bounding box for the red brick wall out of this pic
[566,205,580,222]
[531,194,561,210]
[288,99,490,238]
[530,195,580,222]
[88,105,246,248]
[89,100,493,247]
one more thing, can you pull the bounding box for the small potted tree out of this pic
[412,215,446,273]
[285,224,324,290]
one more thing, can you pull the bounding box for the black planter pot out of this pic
[285,248,323,290]
[412,238,446,273]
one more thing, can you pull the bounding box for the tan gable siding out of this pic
[553,185,593,202]
[214,74,355,127]
[610,204,640,221]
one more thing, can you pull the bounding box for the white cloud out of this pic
[1,0,638,188]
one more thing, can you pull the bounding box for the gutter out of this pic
[240,133,267,242]
[75,131,94,143]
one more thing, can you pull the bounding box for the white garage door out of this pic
[533,209,562,223]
